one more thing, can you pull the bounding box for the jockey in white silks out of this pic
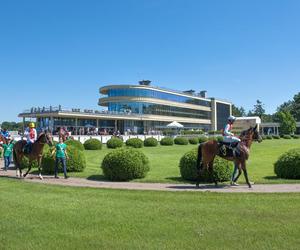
[23,122,37,153]
[223,115,241,145]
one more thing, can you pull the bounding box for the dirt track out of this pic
[1,160,300,193]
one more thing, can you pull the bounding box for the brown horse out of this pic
[0,134,8,145]
[196,125,262,188]
[13,132,53,179]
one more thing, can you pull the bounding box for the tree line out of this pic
[232,92,300,134]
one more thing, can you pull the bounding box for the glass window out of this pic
[107,88,211,107]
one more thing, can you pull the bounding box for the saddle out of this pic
[218,141,241,158]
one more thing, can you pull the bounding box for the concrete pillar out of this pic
[114,120,117,131]
[210,98,217,131]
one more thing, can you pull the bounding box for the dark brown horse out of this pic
[0,134,8,145]
[13,132,53,179]
[196,125,262,188]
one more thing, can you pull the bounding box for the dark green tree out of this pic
[252,100,265,118]
[232,105,246,117]
[277,111,296,135]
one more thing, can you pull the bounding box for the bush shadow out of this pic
[87,175,107,181]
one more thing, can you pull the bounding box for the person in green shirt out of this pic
[52,137,69,179]
[1,137,14,171]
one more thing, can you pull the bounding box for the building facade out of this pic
[19,83,232,135]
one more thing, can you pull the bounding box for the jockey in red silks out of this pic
[23,122,37,153]
[223,115,241,145]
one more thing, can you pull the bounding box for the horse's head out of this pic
[38,131,53,146]
[240,125,262,143]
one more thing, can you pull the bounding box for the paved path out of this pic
[1,160,300,193]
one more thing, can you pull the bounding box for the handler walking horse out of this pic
[13,132,53,179]
[196,125,262,188]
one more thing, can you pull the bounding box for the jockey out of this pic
[23,122,37,153]
[223,115,241,146]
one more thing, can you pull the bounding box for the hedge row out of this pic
[274,149,300,179]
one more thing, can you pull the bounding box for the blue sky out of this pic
[1,0,300,122]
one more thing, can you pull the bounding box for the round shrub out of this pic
[101,148,150,181]
[199,136,208,143]
[160,137,174,146]
[20,156,38,169]
[188,138,199,145]
[179,149,232,182]
[292,135,300,139]
[272,135,281,139]
[84,138,102,150]
[283,135,292,139]
[65,139,84,151]
[216,136,224,142]
[261,135,267,140]
[266,135,273,140]
[144,137,158,147]
[174,137,189,145]
[126,138,143,148]
[274,149,300,179]
[42,145,86,174]
[106,137,123,149]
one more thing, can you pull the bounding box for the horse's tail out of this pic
[13,146,19,169]
[196,143,203,171]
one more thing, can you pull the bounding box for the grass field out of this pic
[68,139,300,184]
[0,178,300,250]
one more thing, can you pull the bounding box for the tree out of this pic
[252,100,265,118]
[277,92,300,121]
[232,104,246,117]
[277,111,296,135]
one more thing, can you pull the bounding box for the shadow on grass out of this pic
[263,176,279,180]
[167,183,228,190]
[87,175,107,181]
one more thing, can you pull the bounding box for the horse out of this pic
[196,125,262,188]
[13,132,53,180]
[0,134,8,145]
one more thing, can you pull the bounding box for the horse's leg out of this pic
[208,161,218,187]
[232,162,242,184]
[196,144,203,188]
[37,156,43,180]
[23,160,32,178]
[241,162,252,188]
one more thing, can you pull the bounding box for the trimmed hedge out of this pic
[65,139,84,151]
[292,135,300,139]
[101,148,150,181]
[84,138,102,150]
[174,137,189,145]
[283,135,292,139]
[272,135,281,139]
[41,145,86,174]
[188,138,199,145]
[274,149,300,179]
[179,149,232,182]
[266,135,273,140]
[144,138,158,147]
[160,137,174,146]
[261,135,267,140]
[199,136,208,143]
[126,138,143,148]
[106,137,123,149]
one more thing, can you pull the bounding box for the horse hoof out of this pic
[248,185,252,188]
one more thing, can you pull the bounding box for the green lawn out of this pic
[69,139,300,184]
[0,178,299,250]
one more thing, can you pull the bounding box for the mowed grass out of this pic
[0,178,300,250]
[69,139,300,184]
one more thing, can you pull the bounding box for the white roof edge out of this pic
[236,116,261,124]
